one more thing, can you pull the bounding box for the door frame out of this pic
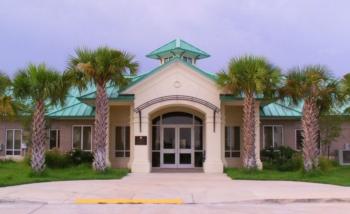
[160,125,194,168]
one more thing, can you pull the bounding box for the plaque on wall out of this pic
[135,136,147,145]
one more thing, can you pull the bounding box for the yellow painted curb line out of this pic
[75,198,183,204]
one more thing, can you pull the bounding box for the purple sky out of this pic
[1,0,349,77]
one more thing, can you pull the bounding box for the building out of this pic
[1,39,349,172]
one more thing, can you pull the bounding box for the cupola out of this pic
[146,38,210,65]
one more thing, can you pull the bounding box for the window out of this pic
[115,126,130,157]
[6,129,22,155]
[49,129,60,149]
[225,126,240,157]
[263,125,283,149]
[295,129,320,151]
[182,56,193,64]
[296,129,303,150]
[164,56,173,63]
[72,126,92,151]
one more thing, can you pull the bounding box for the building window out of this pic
[263,125,283,149]
[295,129,321,151]
[164,56,173,63]
[225,126,240,158]
[182,56,193,64]
[72,126,92,151]
[49,129,60,150]
[115,126,130,157]
[6,129,22,155]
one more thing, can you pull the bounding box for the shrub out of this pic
[261,146,302,171]
[319,156,334,172]
[67,149,93,165]
[45,149,70,168]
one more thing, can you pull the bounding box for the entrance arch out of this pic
[150,111,204,169]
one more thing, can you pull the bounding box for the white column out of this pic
[255,103,263,170]
[131,112,151,173]
[203,111,224,173]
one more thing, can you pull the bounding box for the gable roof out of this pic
[146,38,210,59]
[120,56,217,93]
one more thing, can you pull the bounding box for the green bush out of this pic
[45,149,70,168]
[261,146,302,171]
[67,149,93,165]
[319,156,334,172]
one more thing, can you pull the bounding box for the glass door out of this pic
[161,127,176,168]
[178,127,194,168]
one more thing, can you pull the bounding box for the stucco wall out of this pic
[260,119,350,157]
[48,119,95,153]
[0,121,26,156]
[327,122,350,156]
[109,105,131,168]
[124,61,224,172]
[260,119,301,150]
[223,105,243,168]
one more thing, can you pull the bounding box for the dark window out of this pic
[263,126,283,149]
[72,126,92,151]
[115,126,130,157]
[162,112,193,124]
[6,129,21,156]
[296,129,320,151]
[49,129,60,149]
[296,130,303,150]
[225,126,240,158]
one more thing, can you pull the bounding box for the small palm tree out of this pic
[280,65,339,172]
[217,56,281,169]
[0,72,17,120]
[66,47,138,172]
[13,64,69,173]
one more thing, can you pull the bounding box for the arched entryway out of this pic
[151,111,204,169]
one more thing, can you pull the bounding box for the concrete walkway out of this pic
[1,173,350,213]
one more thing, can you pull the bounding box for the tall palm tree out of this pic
[217,56,281,169]
[280,65,339,172]
[13,64,69,173]
[0,72,17,120]
[66,47,138,172]
[340,73,350,113]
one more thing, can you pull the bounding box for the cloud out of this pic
[0,0,349,76]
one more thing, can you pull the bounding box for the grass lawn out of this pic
[225,166,350,186]
[0,161,128,187]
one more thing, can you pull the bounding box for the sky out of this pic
[0,0,349,77]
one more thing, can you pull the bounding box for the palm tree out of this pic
[340,73,350,113]
[217,56,281,169]
[280,65,339,172]
[13,64,69,173]
[66,47,138,172]
[0,72,17,120]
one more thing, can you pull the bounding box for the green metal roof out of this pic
[146,38,210,59]
[260,102,302,118]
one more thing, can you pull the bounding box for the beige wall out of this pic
[260,119,301,150]
[48,119,94,153]
[325,122,350,156]
[108,105,131,168]
[0,121,25,156]
[123,62,224,172]
[222,105,243,168]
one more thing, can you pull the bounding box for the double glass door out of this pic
[161,126,193,168]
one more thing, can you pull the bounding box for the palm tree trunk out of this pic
[242,94,257,169]
[302,99,320,172]
[31,100,46,173]
[92,83,108,171]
